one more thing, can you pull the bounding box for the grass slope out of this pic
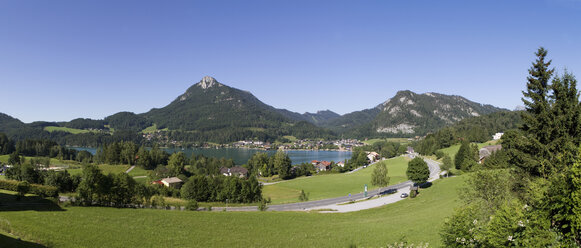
[67,164,130,176]
[0,176,465,247]
[43,126,90,134]
[263,156,409,204]
[0,155,78,167]
[437,140,499,162]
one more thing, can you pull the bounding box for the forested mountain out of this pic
[414,110,522,155]
[105,112,151,131]
[362,90,505,137]
[142,76,334,142]
[0,113,25,133]
[276,109,341,126]
[280,90,505,138]
[0,77,508,144]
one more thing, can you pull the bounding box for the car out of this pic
[400,193,409,198]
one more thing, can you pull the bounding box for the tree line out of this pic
[414,111,521,156]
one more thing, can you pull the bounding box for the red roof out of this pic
[321,161,331,166]
[152,180,163,185]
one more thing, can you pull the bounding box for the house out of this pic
[493,132,504,140]
[311,160,332,172]
[479,145,502,163]
[367,152,380,163]
[219,166,249,178]
[161,177,183,188]
[337,161,345,167]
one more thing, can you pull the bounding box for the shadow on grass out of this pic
[0,233,47,248]
[0,192,65,212]
[419,182,433,189]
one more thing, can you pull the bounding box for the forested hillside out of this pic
[415,110,521,155]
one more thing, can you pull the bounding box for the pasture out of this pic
[263,156,410,204]
[0,175,465,247]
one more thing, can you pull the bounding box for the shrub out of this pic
[16,181,30,200]
[410,190,417,198]
[185,200,199,211]
[0,179,58,198]
[150,195,166,208]
[258,198,269,211]
[435,150,445,159]
[298,189,309,202]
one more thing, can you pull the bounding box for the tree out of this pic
[0,133,15,155]
[371,162,390,193]
[167,152,187,177]
[77,164,103,205]
[454,141,468,170]
[273,150,292,179]
[441,155,452,177]
[111,173,136,207]
[454,141,478,171]
[406,157,429,185]
[8,151,21,165]
[247,152,269,176]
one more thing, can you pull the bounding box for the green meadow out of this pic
[263,156,410,204]
[43,126,91,134]
[437,140,499,162]
[0,175,465,248]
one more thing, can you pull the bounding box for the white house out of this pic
[493,132,504,140]
[161,177,183,188]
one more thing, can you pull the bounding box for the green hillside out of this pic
[0,175,465,247]
[264,156,410,204]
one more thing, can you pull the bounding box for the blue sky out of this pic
[1,0,580,123]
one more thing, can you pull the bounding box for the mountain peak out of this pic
[197,76,221,89]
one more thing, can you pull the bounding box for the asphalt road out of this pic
[217,156,440,212]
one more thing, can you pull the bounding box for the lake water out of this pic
[73,147,352,165]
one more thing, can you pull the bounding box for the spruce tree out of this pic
[454,141,468,170]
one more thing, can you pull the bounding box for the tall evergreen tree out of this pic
[515,47,555,177]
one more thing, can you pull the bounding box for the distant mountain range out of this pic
[0,76,507,144]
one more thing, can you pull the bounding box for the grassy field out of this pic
[43,126,91,134]
[141,124,169,133]
[263,156,410,204]
[0,155,79,167]
[67,164,131,176]
[363,138,411,145]
[0,175,465,247]
[437,140,499,161]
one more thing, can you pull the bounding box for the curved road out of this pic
[215,157,440,212]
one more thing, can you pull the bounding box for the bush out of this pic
[185,200,199,211]
[298,189,309,202]
[258,198,269,211]
[0,179,58,198]
[410,190,417,198]
[150,195,166,208]
[16,181,30,200]
[29,184,59,197]
[435,150,445,159]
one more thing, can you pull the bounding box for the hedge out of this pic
[0,179,59,197]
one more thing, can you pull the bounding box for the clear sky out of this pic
[1,0,580,123]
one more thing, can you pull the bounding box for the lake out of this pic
[73,147,352,165]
